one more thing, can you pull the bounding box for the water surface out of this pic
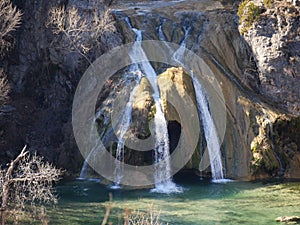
[48,176,300,224]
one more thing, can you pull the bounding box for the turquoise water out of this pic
[48,175,300,225]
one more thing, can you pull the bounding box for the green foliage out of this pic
[251,143,258,153]
[148,105,156,121]
[263,0,273,8]
[244,2,260,26]
[237,0,249,17]
[238,0,260,34]
[251,152,263,173]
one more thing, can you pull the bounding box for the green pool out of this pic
[48,175,300,225]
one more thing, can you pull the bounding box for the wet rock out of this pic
[0,105,16,113]
[132,77,154,139]
[276,216,300,223]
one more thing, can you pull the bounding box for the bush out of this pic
[128,205,166,225]
[101,194,167,225]
[0,69,10,106]
[0,146,63,224]
[238,0,261,34]
[263,0,273,8]
[0,0,22,57]
[46,4,115,58]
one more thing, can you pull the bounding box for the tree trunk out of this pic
[0,146,28,225]
[1,209,6,225]
[1,173,12,225]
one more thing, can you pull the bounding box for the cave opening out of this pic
[167,120,182,154]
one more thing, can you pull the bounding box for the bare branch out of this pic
[0,0,22,57]
[0,69,10,106]
[0,147,63,224]
[46,4,115,61]
[128,204,167,225]
[101,193,113,225]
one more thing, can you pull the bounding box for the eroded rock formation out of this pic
[0,0,299,180]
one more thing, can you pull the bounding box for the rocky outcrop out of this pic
[276,216,300,223]
[0,0,122,174]
[157,67,196,123]
[240,0,300,115]
[1,0,299,180]
[157,67,200,169]
[273,116,300,179]
[132,77,154,139]
[236,0,300,178]
[114,1,300,179]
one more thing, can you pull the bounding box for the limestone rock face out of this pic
[157,67,200,169]
[241,0,300,115]
[285,153,300,179]
[157,67,196,123]
[1,0,299,180]
[132,77,154,139]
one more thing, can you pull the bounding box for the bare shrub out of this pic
[101,197,167,225]
[46,4,115,58]
[101,193,113,225]
[0,0,22,57]
[128,205,167,225]
[0,69,10,106]
[0,146,63,225]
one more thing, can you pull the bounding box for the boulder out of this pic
[157,67,196,123]
[276,216,300,223]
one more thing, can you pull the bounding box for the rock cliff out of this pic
[0,0,299,180]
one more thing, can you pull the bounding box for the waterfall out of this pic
[192,77,224,181]
[79,109,120,180]
[127,19,181,193]
[261,108,284,176]
[171,27,225,182]
[172,27,191,64]
[158,25,165,41]
[110,21,146,188]
[78,111,106,181]
[111,82,140,189]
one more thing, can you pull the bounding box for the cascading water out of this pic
[78,70,142,186]
[78,140,100,180]
[158,25,165,41]
[261,108,284,176]
[78,113,109,181]
[79,16,226,186]
[111,82,140,189]
[110,19,147,188]
[171,27,225,182]
[79,18,143,185]
[126,18,181,193]
[172,27,191,63]
[192,77,224,181]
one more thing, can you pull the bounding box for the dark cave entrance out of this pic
[167,120,181,154]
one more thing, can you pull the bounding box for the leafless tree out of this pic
[0,146,63,225]
[0,0,22,57]
[46,4,115,62]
